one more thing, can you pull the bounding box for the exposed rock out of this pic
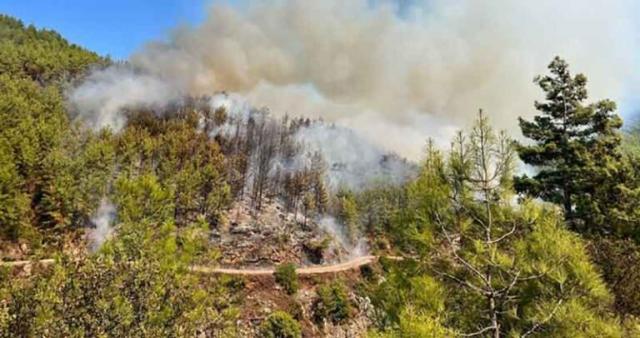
[214,198,349,267]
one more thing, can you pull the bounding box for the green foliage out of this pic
[0,74,69,233]
[546,299,624,338]
[514,57,640,323]
[0,15,109,243]
[0,17,240,335]
[0,15,107,84]
[590,238,640,318]
[2,219,238,337]
[274,263,299,295]
[0,138,29,240]
[366,262,452,336]
[0,267,9,333]
[367,262,447,330]
[1,14,638,337]
[515,56,627,235]
[313,280,352,324]
[3,192,240,337]
[393,140,449,253]
[356,183,406,236]
[259,311,302,338]
[113,173,174,224]
[336,191,361,244]
[369,307,455,338]
[370,112,624,337]
[115,111,231,226]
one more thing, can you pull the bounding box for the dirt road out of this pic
[3,255,385,276]
[191,255,378,275]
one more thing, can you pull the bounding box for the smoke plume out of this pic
[208,93,417,191]
[87,199,116,252]
[292,123,416,190]
[69,0,640,159]
[318,216,369,259]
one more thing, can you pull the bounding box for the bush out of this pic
[359,264,376,281]
[590,238,640,317]
[222,275,246,292]
[285,300,304,320]
[259,311,301,338]
[313,280,352,324]
[274,263,299,295]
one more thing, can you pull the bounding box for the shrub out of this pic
[222,275,246,292]
[274,263,299,295]
[359,264,376,281]
[590,238,640,317]
[259,311,301,338]
[286,300,304,320]
[313,280,352,324]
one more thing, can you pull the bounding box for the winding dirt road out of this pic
[3,255,385,276]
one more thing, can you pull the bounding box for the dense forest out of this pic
[1,14,640,337]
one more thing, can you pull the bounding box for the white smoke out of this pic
[293,123,416,190]
[69,0,640,159]
[69,66,182,131]
[318,216,369,259]
[207,93,417,191]
[87,199,116,252]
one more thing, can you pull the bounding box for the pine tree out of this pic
[337,192,359,244]
[302,192,315,226]
[314,179,329,214]
[371,112,624,337]
[515,56,624,233]
[0,139,29,240]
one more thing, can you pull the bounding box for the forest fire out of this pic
[2,1,640,337]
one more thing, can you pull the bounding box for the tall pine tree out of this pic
[515,56,623,234]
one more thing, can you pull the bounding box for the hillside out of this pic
[0,15,406,337]
[2,10,640,338]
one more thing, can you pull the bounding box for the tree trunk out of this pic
[563,185,573,230]
[489,294,500,338]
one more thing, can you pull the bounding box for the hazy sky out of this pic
[4,0,640,141]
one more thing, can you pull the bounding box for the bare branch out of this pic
[458,203,488,231]
[433,269,488,295]
[497,270,521,296]
[486,221,517,244]
[518,273,546,281]
[521,298,564,338]
[460,325,497,337]
[438,220,491,287]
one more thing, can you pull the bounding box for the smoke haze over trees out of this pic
[68,0,640,159]
[2,2,640,336]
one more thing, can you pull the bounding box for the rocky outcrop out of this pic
[214,198,348,267]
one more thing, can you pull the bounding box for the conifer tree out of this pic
[515,56,624,233]
[337,192,359,244]
[371,112,624,337]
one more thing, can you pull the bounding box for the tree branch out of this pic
[521,298,564,338]
[460,325,497,337]
[486,221,517,244]
[433,269,488,295]
[438,220,490,287]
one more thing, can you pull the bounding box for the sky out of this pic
[0,0,217,59]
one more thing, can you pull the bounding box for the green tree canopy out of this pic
[515,56,625,235]
[371,112,625,337]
